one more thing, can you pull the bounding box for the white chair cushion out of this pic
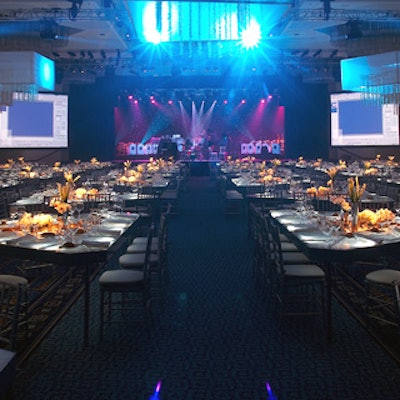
[98,269,144,288]
[365,269,400,285]
[126,242,158,254]
[119,253,158,269]
[284,264,325,278]
[0,275,29,287]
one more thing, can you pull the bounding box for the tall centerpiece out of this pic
[325,166,339,193]
[347,176,366,232]
[50,171,80,224]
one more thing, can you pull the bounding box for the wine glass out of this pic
[76,201,85,219]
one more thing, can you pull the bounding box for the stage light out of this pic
[134,99,139,105]
[239,20,261,49]
[260,98,266,104]
[151,99,156,104]
[241,99,246,104]
[168,100,173,105]
[146,31,162,45]
[223,100,228,105]
[128,95,133,100]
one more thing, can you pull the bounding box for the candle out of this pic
[148,380,162,400]
[266,382,278,400]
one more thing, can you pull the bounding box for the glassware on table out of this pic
[75,201,85,218]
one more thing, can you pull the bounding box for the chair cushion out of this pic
[226,190,243,200]
[281,252,311,264]
[132,237,159,244]
[99,269,144,288]
[0,275,29,287]
[284,264,325,278]
[280,242,299,252]
[119,253,158,269]
[365,269,400,286]
[126,242,158,254]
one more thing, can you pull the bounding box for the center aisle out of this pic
[13,174,400,400]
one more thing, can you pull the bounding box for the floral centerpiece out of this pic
[347,176,366,232]
[50,171,80,215]
[313,158,323,168]
[325,166,339,192]
[271,158,281,169]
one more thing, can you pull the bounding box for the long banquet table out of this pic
[0,211,140,346]
[270,209,400,341]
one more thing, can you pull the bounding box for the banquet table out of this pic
[270,209,400,341]
[0,211,140,346]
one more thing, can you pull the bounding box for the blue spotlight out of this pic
[240,20,261,49]
[145,30,162,44]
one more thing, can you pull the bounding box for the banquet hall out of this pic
[0,1,400,399]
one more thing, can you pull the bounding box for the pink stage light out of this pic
[241,99,246,104]
[168,100,173,105]
[151,99,156,104]
[223,99,228,104]
[128,95,133,100]
[260,98,266,104]
[133,99,139,105]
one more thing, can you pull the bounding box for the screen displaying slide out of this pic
[0,93,68,148]
[330,92,399,146]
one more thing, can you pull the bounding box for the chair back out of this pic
[143,224,155,280]
[267,216,285,277]
[0,281,24,350]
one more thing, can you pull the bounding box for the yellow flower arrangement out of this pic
[338,159,347,169]
[313,158,323,168]
[347,176,366,203]
[123,160,132,171]
[271,158,281,167]
[64,170,81,186]
[49,171,80,214]
[387,155,396,167]
[326,166,338,180]
[50,197,72,215]
[331,195,351,212]
[325,166,339,189]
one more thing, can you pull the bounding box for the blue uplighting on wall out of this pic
[35,53,55,91]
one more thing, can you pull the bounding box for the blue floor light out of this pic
[266,382,278,400]
[148,380,162,399]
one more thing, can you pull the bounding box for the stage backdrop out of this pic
[114,93,285,159]
[65,76,330,163]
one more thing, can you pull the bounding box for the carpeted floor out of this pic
[13,175,400,400]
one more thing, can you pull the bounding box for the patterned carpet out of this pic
[13,174,400,400]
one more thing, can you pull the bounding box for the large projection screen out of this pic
[330,92,399,147]
[0,93,68,148]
